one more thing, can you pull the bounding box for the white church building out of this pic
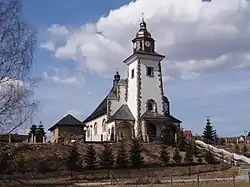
[83,19,181,142]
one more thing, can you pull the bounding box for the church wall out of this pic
[140,59,164,115]
[85,114,108,142]
[50,128,59,143]
[107,121,115,140]
[127,59,138,121]
[109,84,127,116]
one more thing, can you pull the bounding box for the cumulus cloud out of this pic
[40,0,250,80]
[43,68,84,86]
[47,24,70,36]
[40,41,55,51]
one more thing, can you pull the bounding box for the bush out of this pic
[159,145,170,166]
[84,144,97,170]
[116,140,129,169]
[99,143,114,169]
[172,148,182,164]
[129,138,144,169]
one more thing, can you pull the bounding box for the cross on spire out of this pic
[141,12,144,21]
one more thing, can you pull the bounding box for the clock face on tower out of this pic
[145,41,151,47]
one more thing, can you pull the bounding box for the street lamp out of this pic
[244,130,248,144]
[90,125,93,142]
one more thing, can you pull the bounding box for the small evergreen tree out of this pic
[129,138,144,169]
[242,144,248,155]
[66,145,82,178]
[84,144,97,170]
[177,129,187,151]
[204,150,216,170]
[99,143,114,169]
[204,151,215,164]
[116,140,129,169]
[235,143,240,153]
[213,129,219,145]
[184,144,194,176]
[197,157,203,164]
[159,145,170,166]
[193,144,200,156]
[172,148,182,164]
[203,117,215,143]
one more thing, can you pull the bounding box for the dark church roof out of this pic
[83,87,117,123]
[83,91,173,123]
[48,114,83,131]
[166,114,182,123]
[107,104,135,123]
[163,96,169,103]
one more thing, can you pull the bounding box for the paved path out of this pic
[236,166,250,181]
[74,177,236,186]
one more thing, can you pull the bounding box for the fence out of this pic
[0,165,247,186]
[106,171,245,187]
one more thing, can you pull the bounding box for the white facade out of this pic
[83,19,181,142]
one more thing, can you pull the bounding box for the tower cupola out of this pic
[132,15,155,53]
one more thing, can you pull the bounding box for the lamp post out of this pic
[90,125,93,142]
[83,126,87,143]
[244,130,248,144]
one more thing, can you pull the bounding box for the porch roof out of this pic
[141,111,182,123]
[107,104,135,123]
[141,111,167,120]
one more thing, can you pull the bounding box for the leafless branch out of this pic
[0,0,38,134]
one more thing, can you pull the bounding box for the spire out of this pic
[113,69,120,87]
[140,12,147,29]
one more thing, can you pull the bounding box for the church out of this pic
[83,19,182,142]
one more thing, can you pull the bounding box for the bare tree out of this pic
[0,0,38,134]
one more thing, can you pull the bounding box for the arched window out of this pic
[102,119,106,132]
[146,99,157,112]
[87,129,90,137]
[147,102,153,111]
[94,122,97,135]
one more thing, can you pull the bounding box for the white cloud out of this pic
[47,24,70,36]
[40,0,250,80]
[43,68,84,86]
[40,41,55,51]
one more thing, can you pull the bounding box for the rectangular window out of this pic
[146,67,154,77]
[131,69,134,79]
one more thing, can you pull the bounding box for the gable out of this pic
[48,114,83,131]
[107,104,135,123]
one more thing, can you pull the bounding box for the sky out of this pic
[21,0,250,137]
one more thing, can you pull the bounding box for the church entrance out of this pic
[117,122,132,141]
[147,123,156,138]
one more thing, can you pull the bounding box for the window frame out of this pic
[131,69,135,79]
[146,67,154,77]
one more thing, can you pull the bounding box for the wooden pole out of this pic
[170,171,173,187]
[233,173,236,187]
[197,172,200,187]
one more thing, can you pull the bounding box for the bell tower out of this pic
[124,17,166,138]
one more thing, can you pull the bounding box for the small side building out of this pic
[0,134,29,144]
[48,114,85,143]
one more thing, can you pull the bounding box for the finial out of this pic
[141,12,144,22]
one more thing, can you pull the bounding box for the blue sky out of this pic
[21,0,250,137]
